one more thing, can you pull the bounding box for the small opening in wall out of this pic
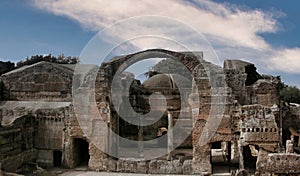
[294,136,299,147]
[211,141,222,149]
[53,150,62,167]
[243,146,257,170]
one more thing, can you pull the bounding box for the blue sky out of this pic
[0,1,94,61]
[0,0,299,87]
[214,0,300,48]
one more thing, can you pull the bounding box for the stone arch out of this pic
[94,49,227,174]
[101,49,202,77]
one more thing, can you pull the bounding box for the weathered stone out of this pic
[148,159,182,174]
[105,158,117,172]
[182,159,194,174]
[286,140,294,153]
[116,159,148,173]
[258,153,300,174]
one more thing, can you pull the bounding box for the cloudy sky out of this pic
[0,0,300,87]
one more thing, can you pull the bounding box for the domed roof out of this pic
[143,74,191,89]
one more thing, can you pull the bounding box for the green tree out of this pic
[0,61,15,75]
[280,85,300,104]
[16,54,79,68]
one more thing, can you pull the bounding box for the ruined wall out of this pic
[72,64,108,170]
[0,101,74,171]
[257,149,300,174]
[224,60,263,105]
[240,105,279,148]
[224,60,279,107]
[0,116,36,172]
[34,106,71,167]
[35,108,68,150]
[190,61,232,174]
[0,62,73,101]
[252,80,279,106]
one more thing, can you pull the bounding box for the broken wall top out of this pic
[0,62,74,101]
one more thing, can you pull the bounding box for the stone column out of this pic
[238,139,244,170]
[107,121,111,155]
[167,111,173,160]
[193,143,212,174]
[138,124,144,158]
[286,140,294,153]
[105,103,111,155]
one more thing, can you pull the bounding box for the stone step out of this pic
[212,174,231,176]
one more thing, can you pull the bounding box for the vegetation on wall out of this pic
[16,54,79,68]
[0,54,79,76]
[0,61,15,75]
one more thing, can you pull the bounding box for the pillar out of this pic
[286,140,294,153]
[138,125,144,158]
[167,111,173,160]
[238,139,244,170]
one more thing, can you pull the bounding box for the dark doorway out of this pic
[294,136,299,147]
[211,141,222,149]
[243,146,257,170]
[211,142,236,174]
[73,138,90,166]
[53,150,62,167]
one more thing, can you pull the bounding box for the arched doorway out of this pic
[73,138,90,167]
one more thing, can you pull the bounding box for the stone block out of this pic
[148,160,182,174]
[117,159,147,173]
[105,158,117,172]
[182,159,194,174]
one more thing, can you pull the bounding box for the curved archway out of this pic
[74,48,228,174]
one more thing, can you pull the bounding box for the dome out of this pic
[142,74,191,90]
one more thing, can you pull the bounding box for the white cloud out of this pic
[32,0,300,74]
[268,48,300,73]
[32,0,278,49]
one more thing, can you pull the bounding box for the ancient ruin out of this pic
[0,49,299,175]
